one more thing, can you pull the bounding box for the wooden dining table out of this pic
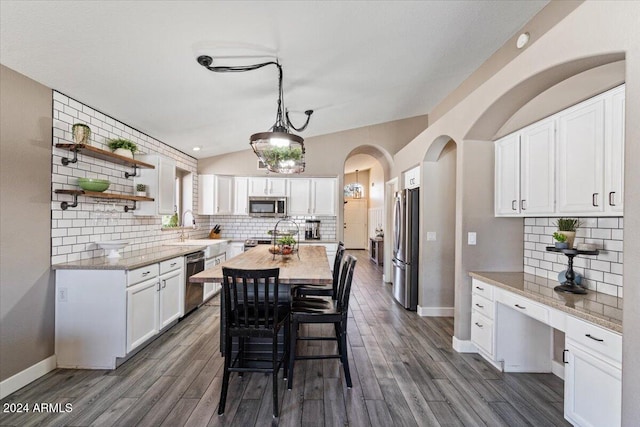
[190,244,333,357]
[190,244,333,285]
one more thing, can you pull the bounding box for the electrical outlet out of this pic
[468,232,477,245]
[58,287,68,302]
[427,232,436,241]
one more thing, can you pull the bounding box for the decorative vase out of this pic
[72,124,91,145]
[113,148,134,158]
[558,231,576,249]
[555,242,569,249]
[136,191,146,197]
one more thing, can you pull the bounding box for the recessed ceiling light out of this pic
[516,32,530,49]
[193,146,201,151]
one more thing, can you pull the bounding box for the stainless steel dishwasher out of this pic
[184,251,205,315]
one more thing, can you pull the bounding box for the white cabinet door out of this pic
[159,269,182,328]
[557,97,605,213]
[198,174,214,215]
[520,120,555,214]
[606,86,625,213]
[227,242,244,259]
[268,178,287,196]
[494,133,521,216]
[234,177,248,215]
[312,178,337,215]
[248,177,268,196]
[126,278,159,352]
[214,175,233,215]
[134,155,176,216]
[288,179,312,215]
[564,341,621,427]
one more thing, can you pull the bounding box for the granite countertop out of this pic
[469,271,622,333]
[52,245,207,271]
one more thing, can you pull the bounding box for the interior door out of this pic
[343,198,367,249]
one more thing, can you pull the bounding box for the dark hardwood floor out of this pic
[0,250,569,426]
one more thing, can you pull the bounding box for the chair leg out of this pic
[218,334,233,415]
[288,318,297,390]
[339,329,352,388]
[283,319,290,380]
[334,322,342,356]
[238,337,245,378]
[272,334,279,418]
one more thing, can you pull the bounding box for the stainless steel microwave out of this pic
[248,197,287,218]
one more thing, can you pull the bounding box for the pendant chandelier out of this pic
[197,55,313,174]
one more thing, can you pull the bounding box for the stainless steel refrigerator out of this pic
[392,188,419,310]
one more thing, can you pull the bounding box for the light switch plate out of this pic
[427,232,436,241]
[468,232,477,245]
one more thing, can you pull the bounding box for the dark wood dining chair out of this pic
[219,267,290,418]
[288,254,357,390]
[293,241,345,299]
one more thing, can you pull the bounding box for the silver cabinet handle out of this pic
[563,349,568,364]
[514,304,526,309]
[475,303,484,308]
[474,322,483,328]
[585,333,604,342]
[156,282,161,291]
[609,192,616,206]
[521,200,526,210]
[511,200,517,211]
[592,193,599,207]
[162,280,167,289]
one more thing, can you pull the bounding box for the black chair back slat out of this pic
[331,245,346,298]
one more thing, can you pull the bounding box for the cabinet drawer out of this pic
[472,294,494,320]
[471,312,494,356]
[128,264,159,286]
[497,291,549,324]
[566,315,621,364]
[160,257,183,275]
[471,279,494,300]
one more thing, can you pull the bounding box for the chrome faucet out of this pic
[179,209,196,242]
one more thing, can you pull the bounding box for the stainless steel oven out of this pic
[184,251,205,315]
[248,197,287,218]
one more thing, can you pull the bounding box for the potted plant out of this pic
[555,217,581,249]
[277,235,296,255]
[107,138,138,158]
[262,146,303,167]
[135,183,146,197]
[72,123,91,145]
[552,232,569,249]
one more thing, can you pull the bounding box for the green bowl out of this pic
[77,178,110,192]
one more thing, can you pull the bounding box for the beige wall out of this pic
[0,65,54,381]
[391,2,640,422]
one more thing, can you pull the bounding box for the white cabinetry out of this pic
[158,257,183,328]
[564,316,621,427]
[126,277,159,352]
[287,177,337,216]
[470,279,496,361]
[234,177,249,215]
[495,84,625,217]
[198,175,233,215]
[404,166,420,189]
[134,155,176,216]
[248,177,287,196]
[494,120,554,216]
[227,242,245,259]
[203,253,225,302]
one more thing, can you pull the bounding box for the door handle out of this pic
[511,200,517,211]
[521,200,526,210]
[156,282,161,291]
[609,192,616,206]
[162,280,167,289]
[563,349,569,364]
[592,193,599,207]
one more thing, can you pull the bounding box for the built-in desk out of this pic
[468,272,622,427]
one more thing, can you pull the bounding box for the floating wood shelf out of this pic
[55,189,154,212]
[55,143,155,171]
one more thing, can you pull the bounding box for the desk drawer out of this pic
[471,312,494,356]
[498,291,549,324]
[128,264,159,286]
[472,294,494,320]
[567,316,621,364]
[472,279,494,300]
[160,257,182,275]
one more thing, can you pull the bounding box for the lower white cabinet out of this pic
[203,252,225,302]
[55,256,185,369]
[564,316,621,427]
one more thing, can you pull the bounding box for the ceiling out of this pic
[0,1,547,159]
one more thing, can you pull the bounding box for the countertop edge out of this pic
[469,271,622,334]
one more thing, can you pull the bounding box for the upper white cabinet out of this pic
[198,175,233,215]
[495,84,625,217]
[248,177,287,197]
[287,177,337,216]
[134,154,176,216]
[495,120,554,217]
[233,177,249,215]
[404,166,420,189]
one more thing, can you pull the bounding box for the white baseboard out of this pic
[417,306,454,317]
[551,360,565,380]
[0,355,57,400]
[452,337,477,353]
